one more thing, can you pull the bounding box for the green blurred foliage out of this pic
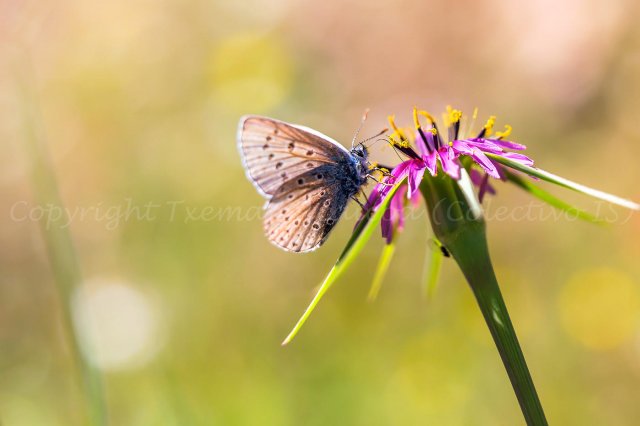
[1,0,640,424]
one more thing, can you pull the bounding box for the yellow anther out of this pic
[495,124,512,139]
[448,141,453,146]
[429,127,438,135]
[387,115,407,141]
[448,108,462,124]
[389,133,409,149]
[418,110,436,125]
[413,107,421,129]
[483,115,497,136]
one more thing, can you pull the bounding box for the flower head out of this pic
[361,107,536,239]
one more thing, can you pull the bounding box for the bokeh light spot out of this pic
[558,268,640,350]
[210,33,293,113]
[72,278,162,371]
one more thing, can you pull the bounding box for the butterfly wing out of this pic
[263,165,351,253]
[237,115,352,197]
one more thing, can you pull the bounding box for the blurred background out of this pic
[1,0,640,424]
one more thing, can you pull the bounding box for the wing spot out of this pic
[324,200,331,207]
[305,194,310,200]
[303,220,309,226]
[327,219,335,225]
[281,172,287,179]
[312,223,320,230]
[285,216,290,221]
[297,178,304,185]
[282,209,287,214]
[274,129,279,135]
[306,162,314,168]
[316,173,323,180]
[288,194,294,199]
[306,150,314,156]
[266,136,272,141]
[320,191,326,196]
[268,154,275,160]
[294,220,300,225]
[292,242,298,247]
[288,142,295,150]
[262,143,269,149]
[275,162,283,169]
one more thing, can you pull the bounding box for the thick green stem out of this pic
[420,173,547,426]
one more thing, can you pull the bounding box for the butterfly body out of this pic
[237,115,370,253]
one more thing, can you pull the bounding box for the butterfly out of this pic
[237,115,377,253]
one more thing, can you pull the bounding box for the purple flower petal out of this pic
[461,139,505,154]
[414,131,430,157]
[484,138,527,151]
[499,152,535,166]
[450,140,474,155]
[470,148,501,179]
[407,163,426,199]
[381,207,393,243]
[424,150,438,176]
[438,147,461,179]
[393,185,407,232]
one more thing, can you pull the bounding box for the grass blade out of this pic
[487,153,640,210]
[18,58,107,425]
[503,169,603,224]
[282,182,404,345]
[367,243,396,301]
[422,240,444,300]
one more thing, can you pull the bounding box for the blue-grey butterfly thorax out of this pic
[348,144,370,189]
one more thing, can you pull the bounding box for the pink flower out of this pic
[359,108,538,242]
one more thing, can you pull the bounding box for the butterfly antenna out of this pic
[351,108,370,149]
[357,128,389,147]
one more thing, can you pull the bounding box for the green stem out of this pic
[449,226,547,425]
[420,173,547,426]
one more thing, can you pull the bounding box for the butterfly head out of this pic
[351,144,370,174]
[351,143,369,160]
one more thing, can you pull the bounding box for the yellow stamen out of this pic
[483,115,497,136]
[448,107,462,124]
[388,115,407,141]
[418,110,436,125]
[463,106,479,137]
[429,127,438,135]
[495,124,512,139]
[448,141,453,146]
[388,133,409,149]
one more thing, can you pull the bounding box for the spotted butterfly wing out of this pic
[237,115,367,253]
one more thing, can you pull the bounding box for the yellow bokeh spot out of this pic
[210,33,293,113]
[558,268,640,350]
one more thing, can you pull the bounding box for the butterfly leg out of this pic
[367,175,394,186]
[350,195,366,211]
